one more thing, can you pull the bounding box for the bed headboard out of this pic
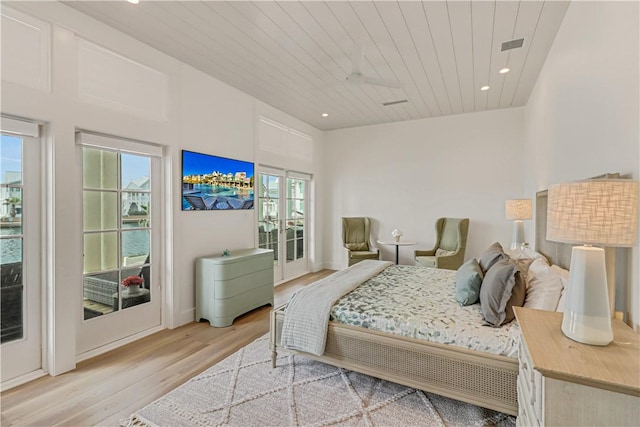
[535,190,573,270]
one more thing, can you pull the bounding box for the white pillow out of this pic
[556,290,567,312]
[524,258,563,311]
[512,250,549,288]
[511,247,548,262]
[525,257,549,287]
[550,264,570,312]
[550,264,569,284]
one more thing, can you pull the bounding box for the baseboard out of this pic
[177,308,196,328]
[275,271,310,286]
[323,262,343,271]
[75,325,165,363]
[1,369,47,392]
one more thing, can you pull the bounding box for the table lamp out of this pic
[505,199,533,250]
[547,179,638,346]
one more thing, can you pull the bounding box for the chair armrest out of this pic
[414,249,436,257]
[434,253,464,270]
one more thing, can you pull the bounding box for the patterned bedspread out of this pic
[330,265,520,358]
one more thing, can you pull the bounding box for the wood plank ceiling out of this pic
[61,1,570,131]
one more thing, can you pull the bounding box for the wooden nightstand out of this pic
[514,307,640,426]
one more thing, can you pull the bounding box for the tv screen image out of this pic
[182,150,254,211]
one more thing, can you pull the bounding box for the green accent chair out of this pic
[342,217,380,266]
[414,217,470,270]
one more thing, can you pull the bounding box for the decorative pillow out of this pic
[556,289,567,312]
[524,258,563,311]
[478,242,508,273]
[513,258,536,285]
[436,248,456,257]
[345,242,369,251]
[550,264,569,283]
[518,247,548,262]
[550,264,570,312]
[480,259,526,327]
[455,258,484,306]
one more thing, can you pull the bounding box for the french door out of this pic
[257,170,309,283]
[0,119,42,386]
[77,132,162,355]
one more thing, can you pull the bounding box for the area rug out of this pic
[123,335,516,426]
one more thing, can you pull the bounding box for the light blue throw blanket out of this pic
[281,260,393,355]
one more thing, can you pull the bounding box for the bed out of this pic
[269,190,583,417]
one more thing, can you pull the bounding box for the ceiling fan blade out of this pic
[350,45,365,74]
[362,76,402,89]
[345,44,403,88]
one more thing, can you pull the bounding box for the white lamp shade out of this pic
[505,199,533,220]
[547,179,638,247]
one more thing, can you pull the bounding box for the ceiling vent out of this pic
[382,99,408,107]
[501,38,525,51]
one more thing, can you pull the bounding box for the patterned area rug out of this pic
[123,335,516,426]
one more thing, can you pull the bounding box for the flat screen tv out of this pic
[182,150,254,211]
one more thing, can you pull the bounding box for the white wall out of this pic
[523,1,640,328]
[322,108,525,269]
[1,2,322,374]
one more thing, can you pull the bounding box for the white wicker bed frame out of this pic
[270,191,578,416]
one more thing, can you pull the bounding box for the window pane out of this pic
[1,135,22,185]
[0,237,22,265]
[83,271,118,319]
[83,232,118,273]
[122,192,149,227]
[122,229,149,267]
[83,148,117,189]
[269,242,278,261]
[287,178,304,199]
[1,238,23,342]
[121,266,150,310]
[287,200,304,225]
[1,188,22,235]
[267,175,279,194]
[121,153,150,190]
[83,190,117,232]
[296,238,304,260]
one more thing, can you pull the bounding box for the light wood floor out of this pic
[0,270,334,427]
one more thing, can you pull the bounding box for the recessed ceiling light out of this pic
[500,68,510,74]
[480,86,490,91]
[127,0,139,4]
[321,113,328,117]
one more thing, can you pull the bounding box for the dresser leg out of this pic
[271,349,277,368]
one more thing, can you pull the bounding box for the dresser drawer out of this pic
[517,379,539,427]
[518,338,543,425]
[518,339,535,402]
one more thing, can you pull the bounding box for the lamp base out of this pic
[510,220,525,251]
[562,312,613,346]
[561,246,612,346]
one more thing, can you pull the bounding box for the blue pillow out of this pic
[455,258,484,306]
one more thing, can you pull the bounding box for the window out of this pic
[286,177,305,262]
[78,132,161,321]
[1,133,25,343]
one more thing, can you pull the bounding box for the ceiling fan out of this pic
[344,45,402,89]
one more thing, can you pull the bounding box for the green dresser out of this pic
[196,248,274,327]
